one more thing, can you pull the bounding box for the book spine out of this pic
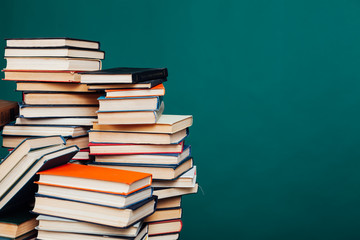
[0,103,18,127]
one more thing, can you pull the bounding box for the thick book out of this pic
[156,197,181,210]
[91,157,193,180]
[89,142,184,155]
[147,219,182,236]
[6,38,100,49]
[2,124,89,138]
[0,230,36,240]
[97,101,164,125]
[3,70,81,82]
[88,128,188,145]
[5,57,101,71]
[106,84,165,98]
[0,100,18,128]
[0,145,79,213]
[153,184,198,199]
[144,207,182,223]
[19,103,98,118]
[32,195,157,228]
[16,82,94,92]
[36,163,152,195]
[0,210,37,238]
[23,92,102,105]
[37,215,143,237]
[94,145,191,165]
[98,96,163,112]
[5,47,104,59]
[92,115,193,134]
[15,117,96,126]
[80,67,168,84]
[88,78,167,90]
[152,166,197,188]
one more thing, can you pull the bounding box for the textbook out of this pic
[33,195,157,228]
[89,142,184,155]
[88,128,188,145]
[147,219,182,236]
[15,117,96,126]
[106,84,165,98]
[0,100,18,128]
[5,57,101,71]
[92,115,193,134]
[97,101,164,125]
[36,163,152,195]
[0,145,79,212]
[94,145,191,165]
[91,158,193,180]
[152,166,197,188]
[2,124,89,138]
[6,38,100,49]
[98,96,163,111]
[3,70,81,82]
[80,67,168,84]
[19,104,98,118]
[37,215,143,236]
[16,82,94,92]
[144,207,182,223]
[0,210,38,238]
[88,78,166,90]
[5,47,105,59]
[153,184,198,200]
[23,92,102,105]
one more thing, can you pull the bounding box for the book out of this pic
[152,166,197,188]
[2,124,89,138]
[0,136,66,182]
[153,184,198,199]
[88,128,188,145]
[37,215,143,236]
[88,78,167,90]
[94,145,191,165]
[2,135,89,149]
[19,104,98,118]
[35,184,152,208]
[3,70,81,82]
[91,158,193,180]
[6,38,100,49]
[15,117,96,126]
[106,84,165,98]
[36,163,152,195]
[97,101,164,125]
[156,197,181,210]
[32,195,157,228]
[0,210,37,238]
[92,115,193,134]
[36,227,148,240]
[5,57,101,71]
[144,208,182,223]
[147,219,182,236]
[5,47,105,59]
[0,100,18,128]
[72,149,90,160]
[16,82,94,92]
[0,145,79,212]
[23,92,102,105]
[0,230,37,240]
[80,67,168,84]
[148,233,179,240]
[98,96,163,111]
[89,142,184,155]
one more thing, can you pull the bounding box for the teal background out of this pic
[2,0,360,239]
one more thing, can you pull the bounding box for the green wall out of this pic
[2,0,360,239]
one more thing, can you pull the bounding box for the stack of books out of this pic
[78,68,198,239]
[2,38,104,156]
[32,163,156,239]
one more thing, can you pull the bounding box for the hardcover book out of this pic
[6,38,100,49]
[23,92,102,105]
[105,84,165,98]
[153,184,199,199]
[3,70,81,82]
[0,100,18,128]
[16,82,94,92]
[87,78,167,90]
[0,209,37,238]
[19,103,98,118]
[98,96,163,112]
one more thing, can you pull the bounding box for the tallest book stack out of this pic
[2,38,104,150]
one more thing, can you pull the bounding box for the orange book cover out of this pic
[36,163,152,195]
[106,83,164,92]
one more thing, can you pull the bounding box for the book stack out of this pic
[2,38,104,159]
[32,163,156,239]
[78,68,198,239]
